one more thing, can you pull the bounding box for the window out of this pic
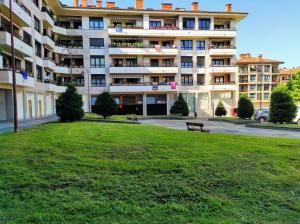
[150,59,159,67]
[197,74,205,85]
[182,93,195,113]
[181,40,193,50]
[214,76,224,84]
[34,17,41,32]
[249,93,256,101]
[89,17,104,30]
[264,84,270,91]
[199,18,211,30]
[257,65,263,72]
[239,66,245,74]
[264,93,270,100]
[250,75,256,82]
[212,59,224,66]
[162,76,175,83]
[23,31,32,46]
[264,65,270,73]
[90,38,104,48]
[250,65,257,73]
[250,84,256,91]
[90,56,105,68]
[36,65,43,81]
[91,74,106,87]
[181,57,193,68]
[221,92,233,100]
[25,60,33,74]
[35,41,42,58]
[264,75,270,81]
[181,74,193,86]
[197,41,205,50]
[149,21,161,28]
[197,56,205,68]
[183,18,195,30]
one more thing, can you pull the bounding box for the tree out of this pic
[269,85,297,123]
[56,84,84,122]
[94,92,118,119]
[215,101,227,117]
[287,72,300,103]
[237,94,254,119]
[170,93,189,116]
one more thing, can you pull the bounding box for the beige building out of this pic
[237,53,284,110]
[279,67,300,84]
[0,0,247,121]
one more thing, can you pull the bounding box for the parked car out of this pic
[254,109,269,122]
[293,107,300,125]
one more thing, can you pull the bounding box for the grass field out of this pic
[0,122,299,223]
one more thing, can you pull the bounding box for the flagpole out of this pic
[9,0,18,132]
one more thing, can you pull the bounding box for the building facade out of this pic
[0,0,247,121]
[237,53,284,110]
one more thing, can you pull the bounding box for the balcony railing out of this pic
[1,66,34,77]
[209,45,236,49]
[110,63,177,67]
[150,26,179,30]
[13,0,31,16]
[108,25,143,29]
[211,64,236,67]
[111,82,176,86]
[0,26,32,46]
[42,6,54,20]
[239,80,248,83]
[210,81,236,85]
[55,41,83,49]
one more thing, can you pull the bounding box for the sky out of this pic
[61,0,300,68]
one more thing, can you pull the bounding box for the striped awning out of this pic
[144,55,176,58]
[109,16,143,20]
[110,74,144,78]
[58,16,82,21]
[110,55,138,59]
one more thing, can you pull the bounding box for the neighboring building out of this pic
[0,0,247,121]
[279,67,300,84]
[237,53,284,110]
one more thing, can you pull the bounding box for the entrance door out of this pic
[147,95,167,115]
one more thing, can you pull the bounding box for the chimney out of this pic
[161,3,172,10]
[73,0,78,7]
[106,1,116,8]
[136,0,143,9]
[258,54,263,60]
[82,0,87,7]
[240,53,251,59]
[96,0,102,8]
[226,3,232,12]
[192,2,198,11]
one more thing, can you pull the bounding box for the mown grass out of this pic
[0,122,299,223]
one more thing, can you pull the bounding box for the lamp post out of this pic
[82,69,91,112]
[9,0,18,132]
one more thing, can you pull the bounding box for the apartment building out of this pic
[0,0,247,121]
[237,53,284,110]
[279,67,300,84]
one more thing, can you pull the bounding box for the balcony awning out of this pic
[143,55,176,58]
[210,38,232,41]
[111,37,143,41]
[110,55,138,59]
[57,16,82,21]
[110,74,144,78]
[109,16,143,20]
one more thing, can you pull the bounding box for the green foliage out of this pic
[0,122,299,223]
[237,94,254,119]
[269,86,297,123]
[215,101,227,117]
[56,84,84,122]
[287,72,300,103]
[170,93,189,116]
[94,92,118,119]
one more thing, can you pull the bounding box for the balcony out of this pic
[0,29,33,57]
[109,64,179,74]
[42,7,54,28]
[54,42,83,55]
[0,68,34,88]
[209,65,237,73]
[209,81,236,91]
[0,0,31,26]
[209,46,237,56]
[43,58,56,71]
[109,46,178,56]
[44,83,66,93]
[42,35,55,49]
[55,65,84,74]
[110,83,178,93]
[108,27,236,38]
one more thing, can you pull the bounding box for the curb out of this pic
[246,124,300,132]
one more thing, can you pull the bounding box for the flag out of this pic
[21,71,28,80]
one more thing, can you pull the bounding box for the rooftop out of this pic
[280,67,300,75]
[237,53,284,65]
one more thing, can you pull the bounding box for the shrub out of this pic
[269,86,297,123]
[56,84,84,122]
[170,93,189,116]
[94,92,118,119]
[215,101,227,117]
[237,94,254,119]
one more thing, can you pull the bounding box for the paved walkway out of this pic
[140,119,300,139]
[0,116,58,133]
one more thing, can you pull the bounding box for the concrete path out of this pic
[0,116,58,133]
[140,119,300,139]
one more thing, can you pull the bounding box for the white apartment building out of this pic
[0,0,247,121]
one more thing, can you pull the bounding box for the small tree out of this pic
[56,84,84,122]
[269,86,297,123]
[170,93,189,116]
[215,101,227,117]
[237,94,254,119]
[94,92,118,119]
[287,72,300,103]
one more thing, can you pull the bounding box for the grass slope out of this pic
[0,122,299,223]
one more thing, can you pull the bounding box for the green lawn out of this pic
[0,122,299,223]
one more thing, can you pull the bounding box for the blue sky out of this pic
[61,0,300,68]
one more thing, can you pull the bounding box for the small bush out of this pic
[94,92,118,119]
[215,101,227,117]
[56,84,84,122]
[269,86,297,123]
[237,94,254,119]
[170,93,189,116]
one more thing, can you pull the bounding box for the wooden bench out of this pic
[186,122,210,133]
